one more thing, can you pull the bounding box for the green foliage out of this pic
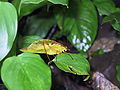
[0,0,120,89]
[1,53,51,90]
[23,14,56,38]
[103,11,120,32]
[116,65,120,82]
[12,0,47,18]
[93,0,117,15]
[53,53,90,80]
[56,0,98,52]
[18,35,42,48]
[48,0,68,6]
[0,2,17,61]
[0,0,8,2]
[12,0,68,18]
[93,0,120,31]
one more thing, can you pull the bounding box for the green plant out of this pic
[0,0,120,90]
[116,65,120,82]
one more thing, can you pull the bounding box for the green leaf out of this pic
[12,0,68,18]
[0,0,8,2]
[6,39,17,57]
[116,65,120,82]
[18,35,42,49]
[23,14,56,38]
[52,53,90,80]
[56,0,98,52]
[48,0,68,6]
[0,2,17,61]
[1,53,51,90]
[93,0,118,15]
[103,11,120,32]
[12,0,47,18]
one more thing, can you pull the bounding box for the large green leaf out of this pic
[52,53,90,80]
[6,39,17,57]
[0,2,17,61]
[93,0,118,15]
[12,0,47,18]
[56,0,98,52]
[12,0,68,18]
[103,11,120,32]
[23,14,56,38]
[116,65,120,82]
[1,53,51,90]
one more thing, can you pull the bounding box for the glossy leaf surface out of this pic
[48,0,68,6]
[116,65,120,82]
[56,0,98,52]
[12,0,68,18]
[53,53,90,80]
[0,2,17,61]
[1,53,51,90]
[93,0,118,15]
[23,14,55,38]
[12,0,46,18]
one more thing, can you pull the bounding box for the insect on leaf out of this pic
[20,39,67,55]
